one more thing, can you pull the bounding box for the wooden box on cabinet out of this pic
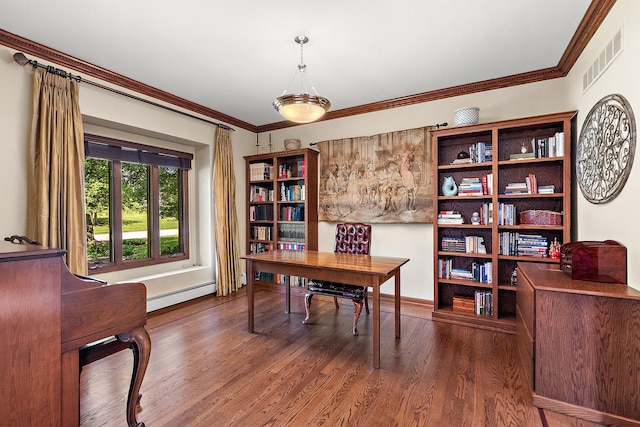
[432,111,576,334]
[516,261,640,426]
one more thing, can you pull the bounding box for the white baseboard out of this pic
[146,282,216,312]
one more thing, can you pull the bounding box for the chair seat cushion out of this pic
[307,280,366,300]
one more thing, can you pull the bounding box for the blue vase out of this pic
[441,176,458,196]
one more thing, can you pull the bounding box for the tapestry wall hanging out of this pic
[316,126,434,223]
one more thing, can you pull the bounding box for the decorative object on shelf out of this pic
[519,209,563,226]
[520,141,528,153]
[457,150,470,159]
[273,35,331,124]
[577,93,636,204]
[284,138,301,150]
[549,237,561,259]
[454,107,480,126]
[316,126,434,223]
[470,212,480,225]
[441,176,458,196]
[510,267,518,286]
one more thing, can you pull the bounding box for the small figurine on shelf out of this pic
[549,237,561,259]
[471,212,481,225]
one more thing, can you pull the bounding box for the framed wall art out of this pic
[315,126,434,223]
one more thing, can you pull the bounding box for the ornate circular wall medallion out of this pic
[577,94,636,204]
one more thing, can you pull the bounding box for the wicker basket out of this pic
[519,209,563,226]
[454,107,480,126]
[284,139,301,150]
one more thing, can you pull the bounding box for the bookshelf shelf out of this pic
[432,111,576,334]
[245,148,318,288]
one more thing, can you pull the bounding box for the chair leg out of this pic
[303,293,313,324]
[352,299,364,336]
[333,296,339,309]
[364,293,370,315]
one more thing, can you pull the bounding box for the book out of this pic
[509,152,535,160]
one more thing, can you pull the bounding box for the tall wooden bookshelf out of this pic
[245,148,318,292]
[432,111,576,334]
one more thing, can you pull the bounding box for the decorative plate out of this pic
[576,94,636,204]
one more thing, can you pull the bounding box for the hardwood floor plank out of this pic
[79,290,602,426]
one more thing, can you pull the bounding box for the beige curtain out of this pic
[27,68,87,275]
[212,127,241,296]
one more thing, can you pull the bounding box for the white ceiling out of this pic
[0,0,593,128]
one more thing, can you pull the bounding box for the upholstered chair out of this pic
[303,223,371,335]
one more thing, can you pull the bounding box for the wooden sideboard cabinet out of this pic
[516,261,640,426]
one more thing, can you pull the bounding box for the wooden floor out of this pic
[79,289,601,427]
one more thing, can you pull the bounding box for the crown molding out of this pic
[0,0,614,133]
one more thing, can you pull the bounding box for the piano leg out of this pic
[116,326,151,427]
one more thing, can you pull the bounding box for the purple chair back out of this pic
[334,223,371,255]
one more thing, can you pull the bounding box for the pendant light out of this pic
[273,35,331,123]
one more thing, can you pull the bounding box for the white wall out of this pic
[565,0,640,290]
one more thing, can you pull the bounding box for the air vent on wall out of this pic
[583,28,623,92]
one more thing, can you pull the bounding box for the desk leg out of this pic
[116,326,151,427]
[247,260,255,333]
[395,268,401,338]
[373,282,381,369]
[285,274,290,314]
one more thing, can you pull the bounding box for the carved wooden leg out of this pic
[303,293,313,324]
[116,326,151,427]
[352,299,364,336]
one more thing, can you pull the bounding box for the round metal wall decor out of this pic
[577,94,636,204]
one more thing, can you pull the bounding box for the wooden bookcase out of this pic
[431,111,576,334]
[244,148,318,292]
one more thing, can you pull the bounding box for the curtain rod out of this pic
[307,122,449,146]
[12,52,235,132]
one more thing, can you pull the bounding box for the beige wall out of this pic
[0,0,637,310]
[254,81,570,300]
[565,0,640,290]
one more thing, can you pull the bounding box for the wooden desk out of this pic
[240,250,409,368]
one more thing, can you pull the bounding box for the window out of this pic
[84,134,192,272]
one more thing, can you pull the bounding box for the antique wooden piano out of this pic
[0,241,151,426]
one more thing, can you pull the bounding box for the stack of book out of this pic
[437,211,463,224]
[441,236,465,252]
[458,177,483,196]
[509,151,536,160]
[504,182,528,194]
[450,268,474,280]
[538,184,555,194]
[499,232,549,257]
[516,234,548,257]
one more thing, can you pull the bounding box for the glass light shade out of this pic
[273,94,331,123]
